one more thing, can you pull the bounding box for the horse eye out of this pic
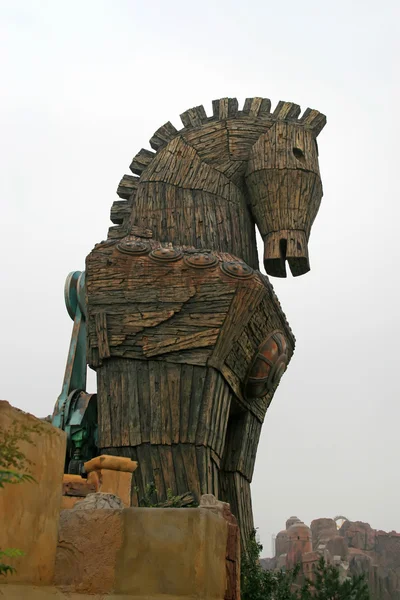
[293,147,305,162]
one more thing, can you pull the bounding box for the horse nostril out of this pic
[279,238,287,261]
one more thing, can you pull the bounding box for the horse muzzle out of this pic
[263,230,310,277]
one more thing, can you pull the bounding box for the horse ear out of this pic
[298,108,327,137]
[272,101,301,120]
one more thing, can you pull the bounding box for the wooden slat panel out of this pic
[172,444,189,493]
[150,445,166,501]
[95,312,110,359]
[188,367,206,443]
[195,445,209,494]
[149,361,162,445]
[179,364,193,443]
[167,363,181,444]
[137,360,151,443]
[159,363,172,444]
[125,360,141,447]
[158,445,177,495]
[135,444,155,502]
[180,444,201,501]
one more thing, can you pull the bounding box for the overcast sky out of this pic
[1,0,399,556]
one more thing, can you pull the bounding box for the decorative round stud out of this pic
[116,240,150,255]
[244,331,290,399]
[220,261,254,279]
[184,253,218,269]
[149,247,183,262]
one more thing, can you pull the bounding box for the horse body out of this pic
[85,97,326,544]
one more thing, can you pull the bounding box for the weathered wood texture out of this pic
[97,356,262,545]
[86,97,326,543]
[98,361,230,505]
[86,242,294,418]
[97,361,231,455]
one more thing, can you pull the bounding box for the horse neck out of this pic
[128,134,259,268]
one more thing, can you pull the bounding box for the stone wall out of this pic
[0,401,239,599]
[0,401,66,585]
[53,494,239,599]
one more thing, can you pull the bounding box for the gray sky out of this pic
[1,0,399,556]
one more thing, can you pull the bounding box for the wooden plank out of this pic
[180,444,201,501]
[95,312,110,360]
[149,361,162,445]
[195,367,217,447]
[179,364,193,443]
[212,375,231,455]
[125,360,141,447]
[167,363,181,444]
[118,361,130,446]
[171,444,189,494]
[195,445,208,493]
[110,363,123,447]
[137,360,151,443]
[97,365,112,448]
[188,367,206,443]
[159,363,172,444]
[128,447,140,507]
[143,328,220,358]
[158,445,177,495]
[150,445,166,501]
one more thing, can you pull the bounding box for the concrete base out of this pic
[54,505,230,598]
[0,402,239,599]
[1,497,239,599]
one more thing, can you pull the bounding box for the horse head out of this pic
[109,97,326,278]
[245,103,326,277]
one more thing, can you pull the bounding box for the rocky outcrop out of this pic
[263,516,400,599]
[340,520,377,552]
[73,492,125,511]
[311,518,337,548]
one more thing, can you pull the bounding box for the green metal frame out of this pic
[52,271,98,472]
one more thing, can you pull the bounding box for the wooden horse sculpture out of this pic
[85,97,326,543]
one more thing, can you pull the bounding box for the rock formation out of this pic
[261,516,400,599]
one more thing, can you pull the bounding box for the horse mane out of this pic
[109,97,326,240]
